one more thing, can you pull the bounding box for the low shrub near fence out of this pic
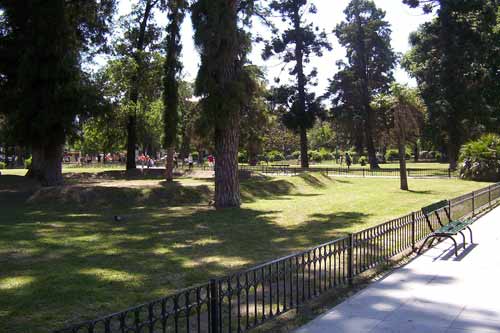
[55,183,500,333]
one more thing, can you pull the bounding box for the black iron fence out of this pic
[236,165,456,178]
[55,183,500,333]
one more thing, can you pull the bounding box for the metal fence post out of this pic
[472,191,475,217]
[348,234,354,286]
[363,168,365,178]
[489,185,492,209]
[448,168,451,178]
[210,279,219,333]
[411,212,416,252]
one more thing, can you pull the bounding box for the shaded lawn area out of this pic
[0,172,490,332]
[270,161,451,169]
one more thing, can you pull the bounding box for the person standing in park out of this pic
[188,154,193,170]
[345,152,352,170]
[207,154,214,168]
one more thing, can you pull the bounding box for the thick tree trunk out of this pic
[299,126,309,168]
[398,139,409,191]
[214,112,240,208]
[27,143,64,186]
[365,122,379,169]
[448,143,459,170]
[165,146,175,181]
[126,115,137,170]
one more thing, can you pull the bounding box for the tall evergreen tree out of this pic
[163,0,187,182]
[403,0,500,169]
[328,0,397,169]
[119,0,163,171]
[0,0,115,185]
[191,0,256,208]
[263,0,331,168]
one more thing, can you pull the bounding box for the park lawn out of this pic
[0,172,491,332]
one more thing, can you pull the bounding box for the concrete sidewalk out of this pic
[294,207,500,333]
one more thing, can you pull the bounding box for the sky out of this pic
[114,0,434,94]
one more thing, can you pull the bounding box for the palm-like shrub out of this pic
[459,134,500,181]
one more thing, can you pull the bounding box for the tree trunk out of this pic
[448,143,459,170]
[165,146,175,181]
[299,126,309,168]
[27,143,64,186]
[126,115,137,170]
[214,112,240,208]
[413,143,419,163]
[248,140,259,166]
[365,123,379,169]
[398,139,408,191]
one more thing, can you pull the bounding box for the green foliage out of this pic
[190,151,199,161]
[163,0,187,150]
[318,148,334,161]
[24,157,32,170]
[291,151,301,160]
[329,0,397,168]
[308,150,323,163]
[0,161,5,169]
[309,123,336,151]
[264,0,331,167]
[385,149,411,161]
[359,156,368,166]
[267,150,285,162]
[402,0,500,167]
[459,134,500,181]
[238,151,248,164]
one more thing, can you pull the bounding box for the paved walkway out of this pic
[295,207,500,333]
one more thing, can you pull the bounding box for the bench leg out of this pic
[417,235,434,255]
[466,226,473,244]
[442,235,459,257]
[458,231,466,249]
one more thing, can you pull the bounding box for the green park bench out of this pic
[417,200,475,257]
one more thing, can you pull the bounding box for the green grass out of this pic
[0,172,490,332]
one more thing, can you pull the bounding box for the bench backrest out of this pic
[422,200,449,215]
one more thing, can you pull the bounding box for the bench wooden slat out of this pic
[422,200,448,215]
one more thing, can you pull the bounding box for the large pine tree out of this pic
[191,0,255,208]
[329,0,397,169]
[0,0,115,185]
[263,0,331,168]
[163,0,187,182]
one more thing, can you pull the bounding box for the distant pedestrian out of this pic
[188,154,194,170]
[345,152,352,169]
[207,154,214,168]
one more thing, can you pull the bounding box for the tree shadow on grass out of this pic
[0,191,375,332]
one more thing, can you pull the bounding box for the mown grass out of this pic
[0,171,490,332]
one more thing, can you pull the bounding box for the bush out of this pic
[319,148,334,161]
[359,156,368,166]
[459,134,500,181]
[308,150,322,162]
[291,151,301,160]
[24,157,32,169]
[385,149,410,161]
[267,150,285,162]
[190,152,199,161]
[0,161,5,169]
[238,151,248,163]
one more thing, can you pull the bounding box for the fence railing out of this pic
[236,165,456,178]
[55,183,500,333]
